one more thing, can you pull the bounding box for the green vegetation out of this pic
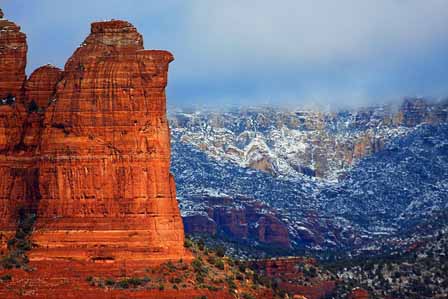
[242,293,256,299]
[1,209,36,271]
[84,237,282,298]
[0,274,12,282]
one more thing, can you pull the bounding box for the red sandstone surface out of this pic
[24,65,63,108]
[0,9,26,101]
[0,260,239,299]
[0,9,195,298]
[0,13,187,263]
[32,19,186,263]
[183,195,291,248]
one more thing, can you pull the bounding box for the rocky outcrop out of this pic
[394,98,429,127]
[213,206,249,240]
[182,195,291,247]
[183,215,217,235]
[25,64,63,108]
[0,12,30,250]
[254,215,290,247]
[0,11,187,264]
[394,97,448,126]
[0,11,27,100]
[30,20,185,262]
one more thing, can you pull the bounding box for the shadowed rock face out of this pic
[0,13,187,263]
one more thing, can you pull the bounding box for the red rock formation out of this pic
[24,64,63,108]
[0,11,188,264]
[0,11,29,249]
[213,207,249,240]
[30,20,187,262]
[183,215,217,235]
[184,195,291,247]
[0,11,27,100]
[255,215,290,247]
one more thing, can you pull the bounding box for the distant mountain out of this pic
[170,98,448,257]
[170,98,447,181]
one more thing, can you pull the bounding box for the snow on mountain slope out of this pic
[170,98,448,255]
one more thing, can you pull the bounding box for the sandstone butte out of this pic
[0,9,250,299]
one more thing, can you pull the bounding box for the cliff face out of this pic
[182,195,291,248]
[0,9,27,100]
[33,20,185,262]
[0,12,186,263]
[25,65,63,108]
[0,11,30,252]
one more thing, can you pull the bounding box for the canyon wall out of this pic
[0,11,187,263]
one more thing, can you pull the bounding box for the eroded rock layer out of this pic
[0,13,187,263]
[0,12,29,252]
[0,11,26,100]
[34,21,185,262]
[25,64,63,108]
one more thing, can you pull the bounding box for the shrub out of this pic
[196,273,205,284]
[198,239,205,251]
[166,261,176,272]
[27,100,39,113]
[116,279,130,289]
[226,276,237,290]
[127,277,145,287]
[207,285,220,291]
[242,293,256,299]
[192,258,208,275]
[214,258,225,270]
[16,240,31,251]
[0,274,12,282]
[207,255,216,264]
[105,278,115,286]
[1,256,16,269]
[238,264,246,273]
[215,246,225,257]
[184,238,193,248]
[170,277,182,284]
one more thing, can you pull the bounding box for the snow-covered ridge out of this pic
[169,99,447,182]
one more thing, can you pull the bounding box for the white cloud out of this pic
[180,0,448,74]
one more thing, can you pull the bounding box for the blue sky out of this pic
[1,0,448,109]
